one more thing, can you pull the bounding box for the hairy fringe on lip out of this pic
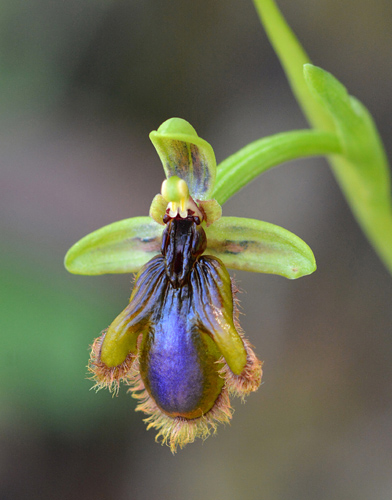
[222,279,263,399]
[87,278,262,453]
[88,332,136,396]
[126,356,233,454]
[127,332,262,453]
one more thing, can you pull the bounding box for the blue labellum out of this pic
[139,269,224,418]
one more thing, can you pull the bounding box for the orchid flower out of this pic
[65,118,316,452]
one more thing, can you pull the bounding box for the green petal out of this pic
[149,193,167,226]
[149,118,216,200]
[205,217,316,279]
[64,217,163,275]
[198,198,222,226]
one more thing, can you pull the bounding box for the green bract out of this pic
[65,117,316,280]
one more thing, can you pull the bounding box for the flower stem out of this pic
[251,0,334,132]
[214,129,341,205]
[252,0,392,274]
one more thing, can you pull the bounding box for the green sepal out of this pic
[149,118,216,200]
[64,217,163,275]
[205,216,316,279]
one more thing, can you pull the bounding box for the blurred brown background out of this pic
[1,0,392,499]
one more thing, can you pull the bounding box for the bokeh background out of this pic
[1,0,392,498]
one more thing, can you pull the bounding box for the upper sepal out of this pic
[149,118,216,200]
[64,216,163,275]
[205,216,316,279]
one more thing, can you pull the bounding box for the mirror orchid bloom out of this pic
[65,118,316,452]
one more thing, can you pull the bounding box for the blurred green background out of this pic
[1,0,392,498]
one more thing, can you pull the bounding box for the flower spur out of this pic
[65,118,316,452]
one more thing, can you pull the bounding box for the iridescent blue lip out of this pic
[138,218,223,418]
[138,266,224,419]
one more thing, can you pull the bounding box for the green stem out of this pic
[252,0,334,132]
[214,129,341,205]
[252,0,392,275]
[332,155,392,272]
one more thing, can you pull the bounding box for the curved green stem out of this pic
[304,64,392,273]
[252,0,392,275]
[213,129,341,205]
[252,0,333,132]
